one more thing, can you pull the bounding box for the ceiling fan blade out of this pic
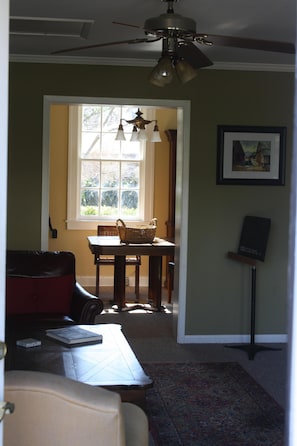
[112,21,142,29]
[196,34,295,54]
[177,42,213,69]
[51,38,151,55]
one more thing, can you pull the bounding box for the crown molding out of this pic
[9,54,156,66]
[9,53,295,72]
[209,61,295,72]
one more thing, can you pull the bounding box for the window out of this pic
[67,104,155,229]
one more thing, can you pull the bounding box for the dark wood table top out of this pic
[6,323,152,390]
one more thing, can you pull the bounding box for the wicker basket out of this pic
[116,218,157,244]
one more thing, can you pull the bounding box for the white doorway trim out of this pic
[0,0,9,443]
[42,96,190,341]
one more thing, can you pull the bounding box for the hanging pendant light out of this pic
[151,124,162,142]
[115,108,162,142]
[115,123,126,141]
[130,125,139,141]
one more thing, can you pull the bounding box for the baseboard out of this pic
[79,275,287,344]
[78,275,154,287]
[177,333,288,344]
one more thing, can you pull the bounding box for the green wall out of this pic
[8,62,294,336]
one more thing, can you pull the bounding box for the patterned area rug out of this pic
[143,362,284,446]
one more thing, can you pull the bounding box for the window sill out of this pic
[66,219,146,230]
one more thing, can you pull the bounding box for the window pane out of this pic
[101,133,120,159]
[121,190,138,217]
[102,106,121,132]
[82,106,101,131]
[81,161,100,187]
[80,189,99,216]
[101,161,120,188]
[122,106,139,120]
[81,133,101,158]
[121,162,139,188]
[101,190,119,216]
[121,141,142,160]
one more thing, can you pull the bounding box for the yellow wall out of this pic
[48,104,177,283]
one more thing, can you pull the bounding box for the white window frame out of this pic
[67,104,155,230]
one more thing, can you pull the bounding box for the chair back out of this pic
[4,370,149,446]
[97,225,118,236]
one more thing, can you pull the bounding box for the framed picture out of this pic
[216,125,286,185]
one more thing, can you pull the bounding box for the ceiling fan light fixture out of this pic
[149,56,174,87]
[148,73,168,87]
[175,59,198,84]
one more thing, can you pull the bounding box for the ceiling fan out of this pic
[52,0,295,86]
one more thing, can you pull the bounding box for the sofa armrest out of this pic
[70,283,103,323]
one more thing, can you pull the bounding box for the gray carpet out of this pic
[94,287,287,409]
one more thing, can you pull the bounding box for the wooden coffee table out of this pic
[5,323,152,404]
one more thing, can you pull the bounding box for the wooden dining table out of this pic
[88,236,175,311]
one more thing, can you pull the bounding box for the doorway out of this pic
[41,96,191,341]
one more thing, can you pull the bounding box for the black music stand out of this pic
[226,252,280,360]
[225,216,280,360]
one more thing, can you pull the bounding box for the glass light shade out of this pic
[150,124,162,142]
[138,129,148,141]
[149,56,174,87]
[175,59,198,84]
[115,124,126,141]
[130,125,139,141]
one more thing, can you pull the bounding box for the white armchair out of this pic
[4,370,149,446]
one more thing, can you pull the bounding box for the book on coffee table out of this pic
[46,326,103,346]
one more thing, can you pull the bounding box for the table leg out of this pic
[114,255,126,311]
[95,258,99,297]
[148,256,162,311]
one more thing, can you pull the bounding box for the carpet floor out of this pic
[143,362,284,446]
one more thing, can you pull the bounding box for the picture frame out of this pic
[216,125,286,185]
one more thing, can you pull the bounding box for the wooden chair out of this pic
[95,225,141,301]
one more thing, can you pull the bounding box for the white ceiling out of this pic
[9,0,296,68]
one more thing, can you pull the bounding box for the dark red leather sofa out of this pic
[5,250,104,328]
